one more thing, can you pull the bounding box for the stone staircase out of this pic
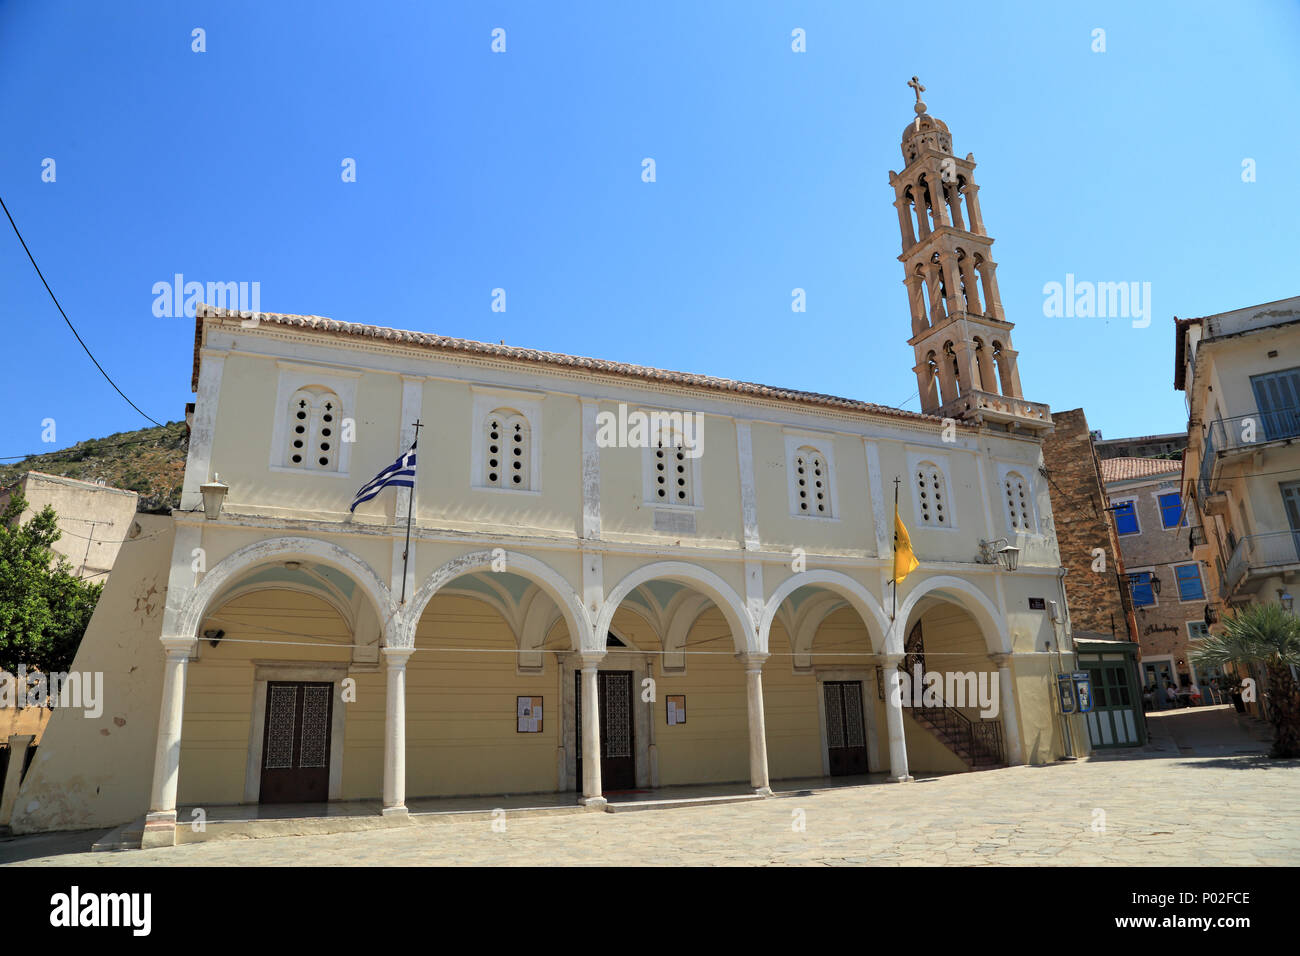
[911,704,1005,769]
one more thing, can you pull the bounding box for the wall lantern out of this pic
[1279,589,1294,613]
[199,473,229,520]
[203,628,226,648]
[979,538,1020,572]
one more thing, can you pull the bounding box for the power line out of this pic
[0,434,180,461]
[0,193,164,427]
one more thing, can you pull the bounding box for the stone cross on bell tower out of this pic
[886,79,1052,435]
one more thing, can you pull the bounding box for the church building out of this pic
[9,83,1085,847]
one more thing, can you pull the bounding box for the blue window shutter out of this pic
[1158,493,1183,529]
[1176,564,1205,601]
[1131,571,1155,606]
[1115,501,1139,535]
[1250,368,1300,441]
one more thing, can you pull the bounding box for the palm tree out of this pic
[1191,602,1300,758]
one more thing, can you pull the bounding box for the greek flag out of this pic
[350,442,417,512]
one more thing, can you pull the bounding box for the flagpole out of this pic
[892,477,900,623]
[400,419,422,604]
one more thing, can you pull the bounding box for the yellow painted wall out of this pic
[405,594,569,797]
[178,589,358,806]
[610,606,751,786]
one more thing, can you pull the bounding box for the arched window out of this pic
[1004,471,1034,532]
[793,445,831,517]
[654,434,694,505]
[915,462,948,526]
[285,386,342,472]
[991,340,1006,395]
[485,409,531,489]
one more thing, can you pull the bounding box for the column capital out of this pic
[880,653,906,667]
[579,651,606,670]
[988,652,1015,667]
[159,636,197,658]
[735,651,769,671]
[382,645,416,666]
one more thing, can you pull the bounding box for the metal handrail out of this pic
[1222,531,1300,597]
[1201,406,1300,499]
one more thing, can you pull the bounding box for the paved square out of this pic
[5,747,1298,867]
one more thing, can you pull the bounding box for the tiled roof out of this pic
[193,305,960,427]
[1100,456,1182,483]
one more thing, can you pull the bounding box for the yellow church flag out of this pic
[893,505,919,583]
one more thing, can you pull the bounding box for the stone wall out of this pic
[1041,409,1136,641]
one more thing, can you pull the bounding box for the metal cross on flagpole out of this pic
[400,419,422,604]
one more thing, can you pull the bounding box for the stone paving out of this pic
[5,709,1296,867]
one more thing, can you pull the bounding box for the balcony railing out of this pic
[1200,406,1300,499]
[1189,526,1208,554]
[1222,531,1300,598]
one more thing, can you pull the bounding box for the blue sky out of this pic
[2,1,1298,459]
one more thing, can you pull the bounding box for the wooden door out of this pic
[823,680,869,776]
[260,681,333,804]
[1082,663,1141,748]
[575,670,636,792]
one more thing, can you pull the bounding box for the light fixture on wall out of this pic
[979,538,1020,572]
[1279,589,1294,613]
[203,628,225,648]
[199,473,229,520]
[1121,572,1162,597]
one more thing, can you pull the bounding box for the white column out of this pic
[739,653,773,795]
[882,654,914,782]
[142,637,197,847]
[579,652,606,807]
[989,653,1024,765]
[382,646,415,815]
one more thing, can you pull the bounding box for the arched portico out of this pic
[761,571,910,783]
[892,575,1023,767]
[406,549,590,648]
[597,561,752,653]
[893,574,1008,655]
[384,551,588,805]
[593,561,768,800]
[143,535,398,848]
[175,535,397,645]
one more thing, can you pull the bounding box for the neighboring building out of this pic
[1094,432,1187,461]
[1042,409,1137,642]
[1041,409,1145,749]
[0,471,140,582]
[1176,294,1300,717]
[1102,457,1226,703]
[13,84,1088,846]
[0,472,140,745]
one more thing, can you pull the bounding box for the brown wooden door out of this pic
[824,680,869,776]
[260,681,333,804]
[575,670,636,792]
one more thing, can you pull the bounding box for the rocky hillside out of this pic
[0,422,189,513]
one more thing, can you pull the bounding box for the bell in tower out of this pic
[888,77,1052,436]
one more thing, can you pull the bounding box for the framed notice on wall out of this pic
[666,695,686,726]
[516,696,543,733]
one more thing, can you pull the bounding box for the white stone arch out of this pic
[759,569,891,657]
[597,562,752,655]
[406,550,590,651]
[893,574,1008,655]
[175,535,396,646]
[204,580,358,635]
